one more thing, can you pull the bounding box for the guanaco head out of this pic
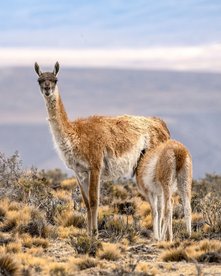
[34,62,60,97]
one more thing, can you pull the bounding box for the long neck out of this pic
[45,87,71,135]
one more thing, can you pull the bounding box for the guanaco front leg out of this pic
[89,169,101,237]
[75,172,92,234]
[79,185,92,234]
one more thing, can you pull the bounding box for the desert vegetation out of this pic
[0,151,221,275]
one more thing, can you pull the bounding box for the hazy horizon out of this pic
[0,66,220,179]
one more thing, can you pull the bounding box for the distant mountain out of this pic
[0,67,220,178]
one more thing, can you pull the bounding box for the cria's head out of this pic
[34,62,59,98]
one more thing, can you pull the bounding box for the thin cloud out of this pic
[0,44,221,72]
[0,1,221,48]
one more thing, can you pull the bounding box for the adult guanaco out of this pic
[34,62,170,236]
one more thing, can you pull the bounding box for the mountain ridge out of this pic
[0,67,220,178]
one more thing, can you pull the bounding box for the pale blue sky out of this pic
[0,0,221,48]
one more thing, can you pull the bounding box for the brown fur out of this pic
[71,115,170,168]
[49,98,171,170]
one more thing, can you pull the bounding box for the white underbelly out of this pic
[101,148,144,182]
[101,136,148,181]
[101,157,134,181]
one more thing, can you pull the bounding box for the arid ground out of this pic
[0,152,221,275]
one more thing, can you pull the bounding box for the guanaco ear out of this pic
[53,61,60,76]
[34,62,42,76]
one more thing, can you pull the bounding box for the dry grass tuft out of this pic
[198,239,221,253]
[60,178,77,190]
[135,262,159,275]
[191,212,204,223]
[61,211,85,228]
[52,190,72,206]
[160,247,189,262]
[0,254,20,276]
[141,214,152,229]
[8,201,21,212]
[22,235,49,249]
[49,263,67,276]
[73,257,98,271]
[98,243,121,261]
[5,241,22,254]
[135,198,151,217]
[31,237,49,249]
[0,246,6,255]
[160,239,221,263]
[112,185,128,200]
[190,230,204,241]
[57,225,80,239]
[16,252,49,274]
[0,218,17,232]
[0,207,6,222]
[0,233,13,246]
[156,240,180,249]
[0,199,10,213]
[186,239,221,263]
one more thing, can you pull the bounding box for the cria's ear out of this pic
[34,62,42,76]
[53,61,60,76]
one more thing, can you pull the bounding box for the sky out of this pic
[0,0,221,70]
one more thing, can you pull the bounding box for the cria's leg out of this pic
[177,177,192,238]
[89,169,100,237]
[177,161,192,238]
[168,196,173,241]
[148,192,159,241]
[161,188,173,241]
[157,194,164,240]
[183,195,191,237]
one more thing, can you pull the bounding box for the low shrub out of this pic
[70,235,102,256]
[18,209,48,238]
[199,193,221,233]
